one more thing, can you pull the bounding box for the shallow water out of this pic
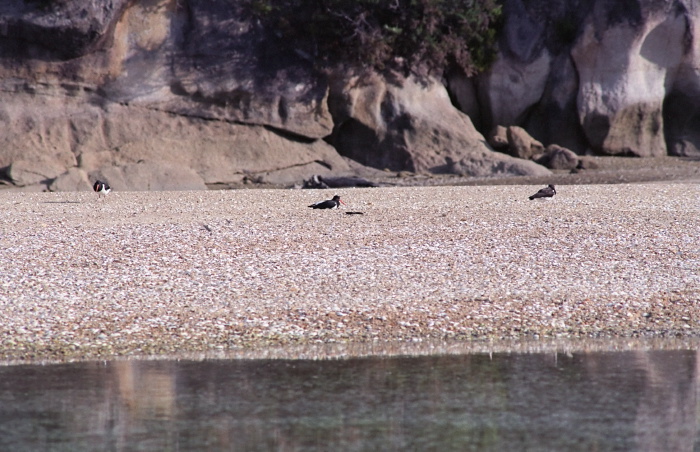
[0,349,698,451]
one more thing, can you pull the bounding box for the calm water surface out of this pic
[0,349,698,451]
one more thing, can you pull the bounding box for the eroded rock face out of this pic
[148,0,334,139]
[506,126,545,160]
[487,126,509,152]
[49,168,92,193]
[0,0,554,191]
[2,0,700,191]
[451,0,700,158]
[6,158,67,186]
[70,103,349,185]
[327,71,548,177]
[537,144,580,170]
[0,0,339,190]
[92,162,207,191]
[571,1,688,157]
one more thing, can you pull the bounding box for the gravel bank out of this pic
[0,184,699,363]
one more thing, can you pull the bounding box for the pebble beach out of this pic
[0,183,699,363]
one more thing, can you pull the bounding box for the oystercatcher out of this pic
[528,184,556,200]
[93,180,111,199]
[308,194,345,209]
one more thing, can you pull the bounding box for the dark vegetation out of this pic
[243,0,503,77]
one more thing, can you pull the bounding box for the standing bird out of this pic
[528,184,556,200]
[93,180,111,199]
[308,194,345,209]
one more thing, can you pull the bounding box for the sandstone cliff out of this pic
[0,0,695,191]
[455,0,700,158]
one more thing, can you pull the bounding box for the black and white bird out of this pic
[528,184,556,200]
[93,180,111,199]
[308,194,345,209]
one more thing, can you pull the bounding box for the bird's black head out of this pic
[332,195,341,201]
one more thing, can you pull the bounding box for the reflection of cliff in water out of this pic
[631,351,700,452]
[505,350,700,451]
[0,349,698,450]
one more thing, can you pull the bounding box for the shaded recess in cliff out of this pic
[664,91,700,157]
[0,0,129,60]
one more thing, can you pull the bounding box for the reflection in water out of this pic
[0,350,698,451]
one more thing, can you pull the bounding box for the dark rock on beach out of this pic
[302,175,379,189]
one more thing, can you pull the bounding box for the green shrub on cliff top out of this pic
[244,0,502,76]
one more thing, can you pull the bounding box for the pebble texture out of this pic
[0,184,698,362]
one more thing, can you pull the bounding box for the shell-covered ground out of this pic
[0,183,698,362]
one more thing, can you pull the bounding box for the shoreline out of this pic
[3,156,700,193]
[0,182,699,364]
[3,335,700,366]
[209,155,700,190]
